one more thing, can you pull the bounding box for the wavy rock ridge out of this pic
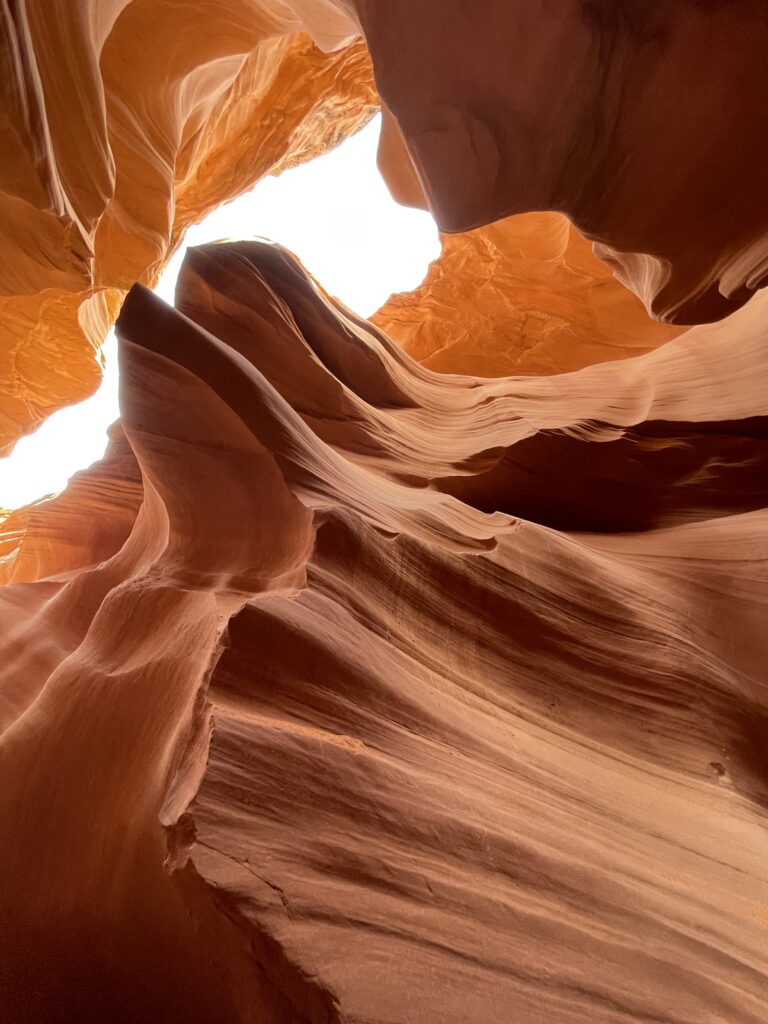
[2,2,768,1022]
[1,241,766,1021]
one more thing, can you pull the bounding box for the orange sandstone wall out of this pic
[0,243,767,1022]
[0,1,375,454]
[374,212,683,377]
[361,0,768,323]
[6,1,768,454]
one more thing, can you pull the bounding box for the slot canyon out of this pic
[1,2,767,1021]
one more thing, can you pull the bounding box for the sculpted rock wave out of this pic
[0,242,766,1022]
[5,1,768,454]
[2,3,768,1020]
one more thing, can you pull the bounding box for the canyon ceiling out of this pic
[1,2,767,1023]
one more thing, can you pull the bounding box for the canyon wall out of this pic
[1,2,768,1022]
[366,0,768,323]
[0,0,374,454]
[374,212,683,377]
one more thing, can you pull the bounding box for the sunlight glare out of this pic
[0,115,438,512]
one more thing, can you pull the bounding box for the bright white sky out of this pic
[0,114,439,511]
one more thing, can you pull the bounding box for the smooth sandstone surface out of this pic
[0,241,767,1021]
[2,2,768,1022]
[361,0,768,323]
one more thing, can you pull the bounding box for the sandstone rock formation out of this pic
[374,212,682,377]
[2,3,768,1023]
[367,0,768,323]
[6,1,768,455]
[0,1,374,454]
[1,241,767,1022]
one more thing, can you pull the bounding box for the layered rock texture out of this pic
[0,0,375,453]
[2,3,768,1023]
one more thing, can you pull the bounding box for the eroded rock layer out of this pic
[1,242,766,1022]
[6,1,768,455]
[0,0,374,453]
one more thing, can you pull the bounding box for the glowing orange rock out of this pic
[2,4,768,1021]
[0,2,374,454]
[374,212,682,377]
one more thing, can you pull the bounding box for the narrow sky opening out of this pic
[0,115,439,512]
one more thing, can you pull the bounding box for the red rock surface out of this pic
[364,1,768,323]
[2,4,768,1022]
[1,241,767,1021]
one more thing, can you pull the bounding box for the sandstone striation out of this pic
[2,3,768,1023]
[1,241,767,1021]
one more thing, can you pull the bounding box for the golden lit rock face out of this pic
[0,287,122,455]
[374,212,683,377]
[0,1,375,454]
